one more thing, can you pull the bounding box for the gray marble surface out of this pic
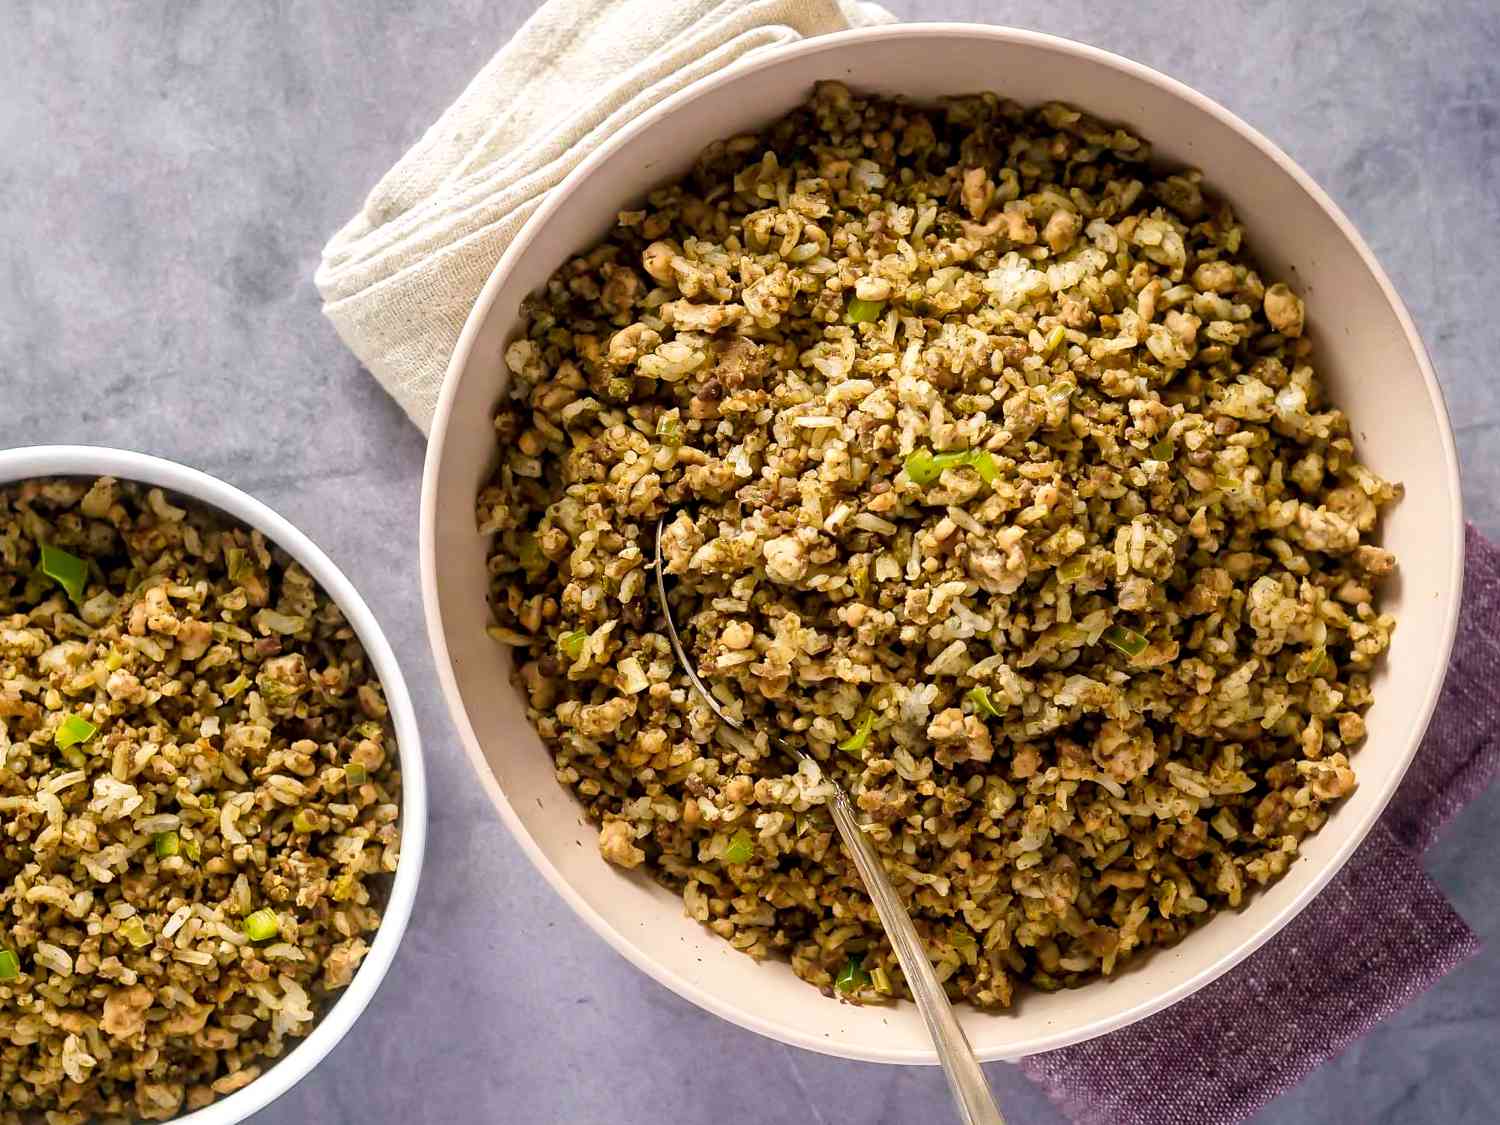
[3,1,1498,1122]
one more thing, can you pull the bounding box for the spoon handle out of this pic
[828,788,1006,1125]
[655,516,1003,1124]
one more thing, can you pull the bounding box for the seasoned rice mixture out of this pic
[478,84,1399,1007]
[0,478,400,1120]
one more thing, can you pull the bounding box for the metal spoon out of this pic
[655,516,1005,1125]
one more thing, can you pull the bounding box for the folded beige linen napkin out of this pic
[316,0,891,432]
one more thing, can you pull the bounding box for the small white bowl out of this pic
[0,445,427,1124]
[422,24,1462,1062]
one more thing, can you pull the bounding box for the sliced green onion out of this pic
[655,411,683,448]
[723,829,754,865]
[1101,624,1149,658]
[1150,439,1175,461]
[966,686,1002,719]
[221,674,250,700]
[905,446,990,488]
[1302,646,1332,678]
[1214,471,1241,492]
[845,297,886,324]
[39,544,88,604]
[54,714,97,750]
[0,950,18,980]
[968,449,999,485]
[558,630,587,661]
[344,763,368,786]
[905,448,941,487]
[1042,324,1068,357]
[242,908,279,942]
[838,710,875,753]
[105,647,126,671]
[153,832,180,859]
[1058,556,1089,582]
[119,916,151,949]
[835,955,871,993]
[181,838,201,862]
[869,964,892,995]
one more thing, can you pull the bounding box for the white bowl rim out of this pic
[0,445,428,1122]
[421,22,1463,1063]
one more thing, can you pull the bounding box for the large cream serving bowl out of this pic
[421,24,1462,1062]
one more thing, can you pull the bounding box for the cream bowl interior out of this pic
[0,445,427,1124]
[422,25,1461,1062]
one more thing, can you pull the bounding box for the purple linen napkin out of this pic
[1022,525,1500,1125]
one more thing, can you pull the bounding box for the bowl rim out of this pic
[0,445,428,1123]
[420,22,1464,1063]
